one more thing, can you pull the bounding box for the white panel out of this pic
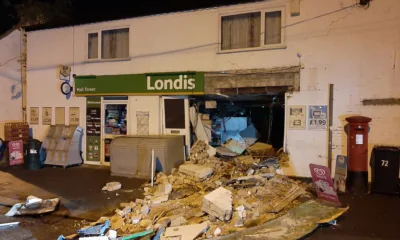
[128,96,160,135]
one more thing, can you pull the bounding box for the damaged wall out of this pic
[26,0,400,176]
[0,29,22,139]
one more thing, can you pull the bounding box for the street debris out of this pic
[56,140,347,240]
[5,196,59,216]
[0,222,19,228]
[102,182,122,192]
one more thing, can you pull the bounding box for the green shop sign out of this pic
[74,72,204,96]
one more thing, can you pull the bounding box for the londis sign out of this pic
[74,72,204,96]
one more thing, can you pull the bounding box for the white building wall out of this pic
[0,29,22,139]
[27,0,400,177]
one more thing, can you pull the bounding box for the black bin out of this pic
[370,146,400,195]
[25,139,42,170]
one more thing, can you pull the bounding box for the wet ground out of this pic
[0,165,399,240]
[0,164,146,239]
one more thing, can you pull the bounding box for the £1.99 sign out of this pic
[308,105,328,130]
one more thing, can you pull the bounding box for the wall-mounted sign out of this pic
[42,107,52,125]
[334,155,347,193]
[69,107,80,125]
[309,163,340,205]
[8,140,23,165]
[58,65,71,81]
[74,72,204,96]
[308,105,328,130]
[30,107,39,125]
[288,105,306,129]
[86,97,101,162]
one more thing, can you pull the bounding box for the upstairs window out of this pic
[87,27,129,60]
[220,9,284,52]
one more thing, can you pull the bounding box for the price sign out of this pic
[69,107,80,125]
[308,105,328,130]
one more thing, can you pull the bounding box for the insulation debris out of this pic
[102,182,122,192]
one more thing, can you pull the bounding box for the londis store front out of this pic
[74,72,204,165]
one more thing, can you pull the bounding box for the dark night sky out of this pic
[0,0,260,34]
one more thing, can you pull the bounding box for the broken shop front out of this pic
[188,68,300,157]
[74,72,204,165]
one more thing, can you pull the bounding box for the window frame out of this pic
[218,6,286,54]
[85,26,131,62]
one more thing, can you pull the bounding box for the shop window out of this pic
[220,8,284,52]
[265,11,282,45]
[104,104,127,135]
[164,99,185,129]
[87,28,129,60]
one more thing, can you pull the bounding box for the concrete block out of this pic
[170,216,188,227]
[164,222,209,240]
[202,187,233,221]
[179,164,213,180]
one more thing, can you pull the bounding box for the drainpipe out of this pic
[20,28,27,122]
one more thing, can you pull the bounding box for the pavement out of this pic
[0,164,398,240]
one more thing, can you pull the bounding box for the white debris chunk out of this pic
[151,195,169,205]
[202,187,233,221]
[179,164,214,180]
[106,229,117,238]
[102,182,121,192]
[141,205,150,215]
[170,216,188,227]
[164,222,209,240]
[26,196,42,209]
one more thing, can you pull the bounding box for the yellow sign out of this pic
[42,107,52,125]
[58,65,71,80]
[30,107,39,124]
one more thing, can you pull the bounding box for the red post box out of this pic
[345,116,372,193]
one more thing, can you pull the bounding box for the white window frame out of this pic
[85,26,131,62]
[218,6,286,54]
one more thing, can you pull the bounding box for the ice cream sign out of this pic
[8,140,24,165]
[309,163,340,205]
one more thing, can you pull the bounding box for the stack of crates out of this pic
[4,122,30,143]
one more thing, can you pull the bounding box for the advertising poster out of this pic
[334,155,348,193]
[86,97,101,162]
[309,163,340,205]
[30,107,39,125]
[42,107,52,125]
[288,105,306,129]
[8,140,24,165]
[308,105,328,130]
[69,107,80,125]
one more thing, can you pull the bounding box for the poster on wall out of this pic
[30,107,39,125]
[8,140,24,165]
[308,105,328,130]
[334,155,348,193]
[42,107,52,125]
[69,107,80,125]
[288,105,306,129]
[309,163,340,205]
[86,97,101,162]
[58,65,71,81]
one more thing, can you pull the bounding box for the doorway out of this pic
[161,96,190,157]
[101,98,128,165]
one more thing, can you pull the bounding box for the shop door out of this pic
[101,99,128,165]
[161,96,190,157]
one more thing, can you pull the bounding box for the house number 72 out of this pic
[381,160,389,167]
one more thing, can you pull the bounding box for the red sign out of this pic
[8,140,24,165]
[309,163,340,205]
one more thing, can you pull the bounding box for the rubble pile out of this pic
[61,141,326,240]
